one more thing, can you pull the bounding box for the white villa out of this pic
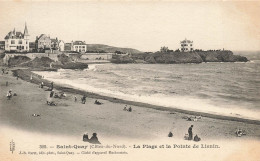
[4,23,30,52]
[71,41,87,53]
[180,38,193,52]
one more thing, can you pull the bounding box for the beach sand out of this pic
[1,68,260,161]
[1,68,260,140]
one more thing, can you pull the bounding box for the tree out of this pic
[160,46,169,53]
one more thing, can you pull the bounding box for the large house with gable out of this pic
[4,23,30,52]
[35,34,51,52]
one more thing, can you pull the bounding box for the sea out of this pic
[34,53,260,121]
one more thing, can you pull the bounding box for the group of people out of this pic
[235,128,246,137]
[186,116,202,122]
[123,105,132,112]
[83,133,101,144]
[2,68,8,75]
[168,125,202,142]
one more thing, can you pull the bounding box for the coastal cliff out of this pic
[6,54,88,70]
[111,51,248,64]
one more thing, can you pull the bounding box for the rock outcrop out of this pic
[8,56,31,67]
[111,51,248,64]
[21,57,54,68]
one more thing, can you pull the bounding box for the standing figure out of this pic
[188,125,193,140]
[50,82,54,90]
[50,90,54,98]
[74,96,77,102]
[82,94,86,104]
[40,82,44,88]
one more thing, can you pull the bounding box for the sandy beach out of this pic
[0,68,260,140]
[1,68,260,161]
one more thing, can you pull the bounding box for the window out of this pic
[26,41,28,44]
[19,40,22,44]
[11,40,15,44]
[82,46,85,48]
[22,46,24,49]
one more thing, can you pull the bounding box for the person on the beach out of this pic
[50,90,54,98]
[74,96,77,102]
[188,125,193,140]
[94,100,102,105]
[6,81,8,86]
[40,82,44,88]
[82,94,86,104]
[7,90,12,100]
[54,93,60,98]
[60,92,66,97]
[17,74,19,80]
[128,106,132,112]
[50,82,54,90]
[168,131,173,137]
[88,133,101,144]
[30,74,33,81]
[46,101,57,106]
[2,69,4,74]
[83,133,89,142]
[123,105,127,111]
[193,134,201,142]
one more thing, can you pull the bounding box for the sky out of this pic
[0,1,259,52]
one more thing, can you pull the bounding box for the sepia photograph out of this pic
[0,0,260,161]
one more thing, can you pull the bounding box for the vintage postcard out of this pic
[0,0,259,161]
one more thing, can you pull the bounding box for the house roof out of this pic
[36,34,51,41]
[51,39,58,43]
[73,41,86,45]
[24,23,29,36]
[5,31,24,39]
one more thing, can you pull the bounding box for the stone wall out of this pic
[80,53,113,60]
[3,53,59,65]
